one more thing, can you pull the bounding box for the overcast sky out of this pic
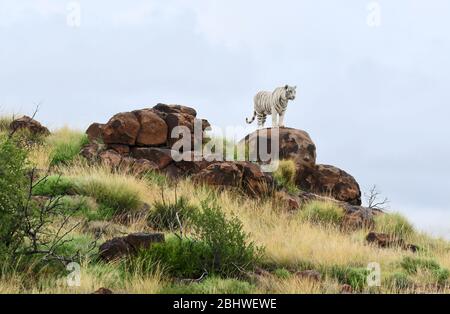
[1,0,449,237]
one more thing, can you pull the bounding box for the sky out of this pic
[1,0,449,237]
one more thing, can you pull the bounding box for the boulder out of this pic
[101,112,140,145]
[341,207,374,231]
[192,162,243,188]
[107,144,130,155]
[275,191,300,211]
[99,232,165,261]
[92,288,113,294]
[153,103,197,117]
[366,232,418,252]
[240,127,316,169]
[297,164,361,205]
[9,115,50,136]
[98,149,123,168]
[130,147,174,169]
[86,123,104,143]
[236,161,274,196]
[80,143,100,162]
[133,109,168,146]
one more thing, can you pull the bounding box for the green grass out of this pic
[0,115,12,133]
[49,132,89,166]
[299,201,345,227]
[328,265,369,291]
[273,159,299,193]
[33,175,78,196]
[148,197,199,231]
[374,212,415,239]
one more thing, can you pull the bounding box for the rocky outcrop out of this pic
[297,164,361,205]
[99,232,165,261]
[192,161,274,196]
[366,232,418,252]
[9,116,50,136]
[240,127,316,169]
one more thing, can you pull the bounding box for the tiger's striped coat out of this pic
[246,85,297,128]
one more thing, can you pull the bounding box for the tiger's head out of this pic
[284,85,297,100]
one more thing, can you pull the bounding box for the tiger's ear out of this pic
[284,85,289,89]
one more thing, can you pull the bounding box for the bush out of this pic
[49,131,88,166]
[32,175,78,196]
[0,137,29,260]
[385,272,412,290]
[0,116,12,133]
[273,268,291,279]
[299,201,345,226]
[400,256,440,274]
[329,265,369,290]
[148,197,199,231]
[273,160,299,193]
[374,213,415,239]
[134,202,262,278]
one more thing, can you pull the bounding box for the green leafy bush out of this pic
[273,268,291,279]
[385,272,412,290]
[329,265,369,290]
[299,201,345,226]
[400,257,449,284]
[0,137,29,260]
[148,197,199,231]
[374,213,415,239]
[135,202,262,278]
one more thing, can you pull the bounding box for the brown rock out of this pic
[340,284,353,294]
[102,112,140,145]
[107,144,130,155]
[98,149,123,168]
[92,288,113,294]
[153,103,197,117]
[365,232,415,251]
[80,143,100,162]
[130,147,174,169]
[275,191,300,211]
[132,158,159,174]
[133,109,168,146]
[341,207,374,231]
[99,232,165,261]
[192,162,243,188]
[9,115,50,136]
[295,270,322,282]
[240,127,316,169]
[236,161,274,196]
[297,164,361,205]
[86,123,104,143]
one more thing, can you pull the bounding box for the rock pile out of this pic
[9,115,50,136]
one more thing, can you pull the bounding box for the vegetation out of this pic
[1,122,450,294]
[273,159,299,193]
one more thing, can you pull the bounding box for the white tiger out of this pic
[246,85,297,128]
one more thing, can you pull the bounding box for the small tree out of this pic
[0,136,80,266]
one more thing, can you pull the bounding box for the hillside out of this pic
[1,107,450,294]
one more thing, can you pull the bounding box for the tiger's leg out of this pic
[278,111,285,127]
[257,113,266,129]
[271,107,279,128]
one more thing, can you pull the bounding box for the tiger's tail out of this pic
[246,111,256,124]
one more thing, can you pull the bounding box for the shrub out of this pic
[49,131,88,166]
[274,268,291,279]
[299,201,345,226]
[32,175,78,196]
[329,265,369,290]
[400,256,449,284]
[0,137,29,260]
[273,160,299,193]
[385,272,412,290]
[0,116,12,132]
[148,197,199,231]
[190,202,263,276]
[374,213,415,239]
[134,202,262,278]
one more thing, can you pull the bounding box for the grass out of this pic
[273,159,299,193]
[1,128,450,294]
[48,128,89,166]
[374,212,415,239]
[298,201,345,227]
